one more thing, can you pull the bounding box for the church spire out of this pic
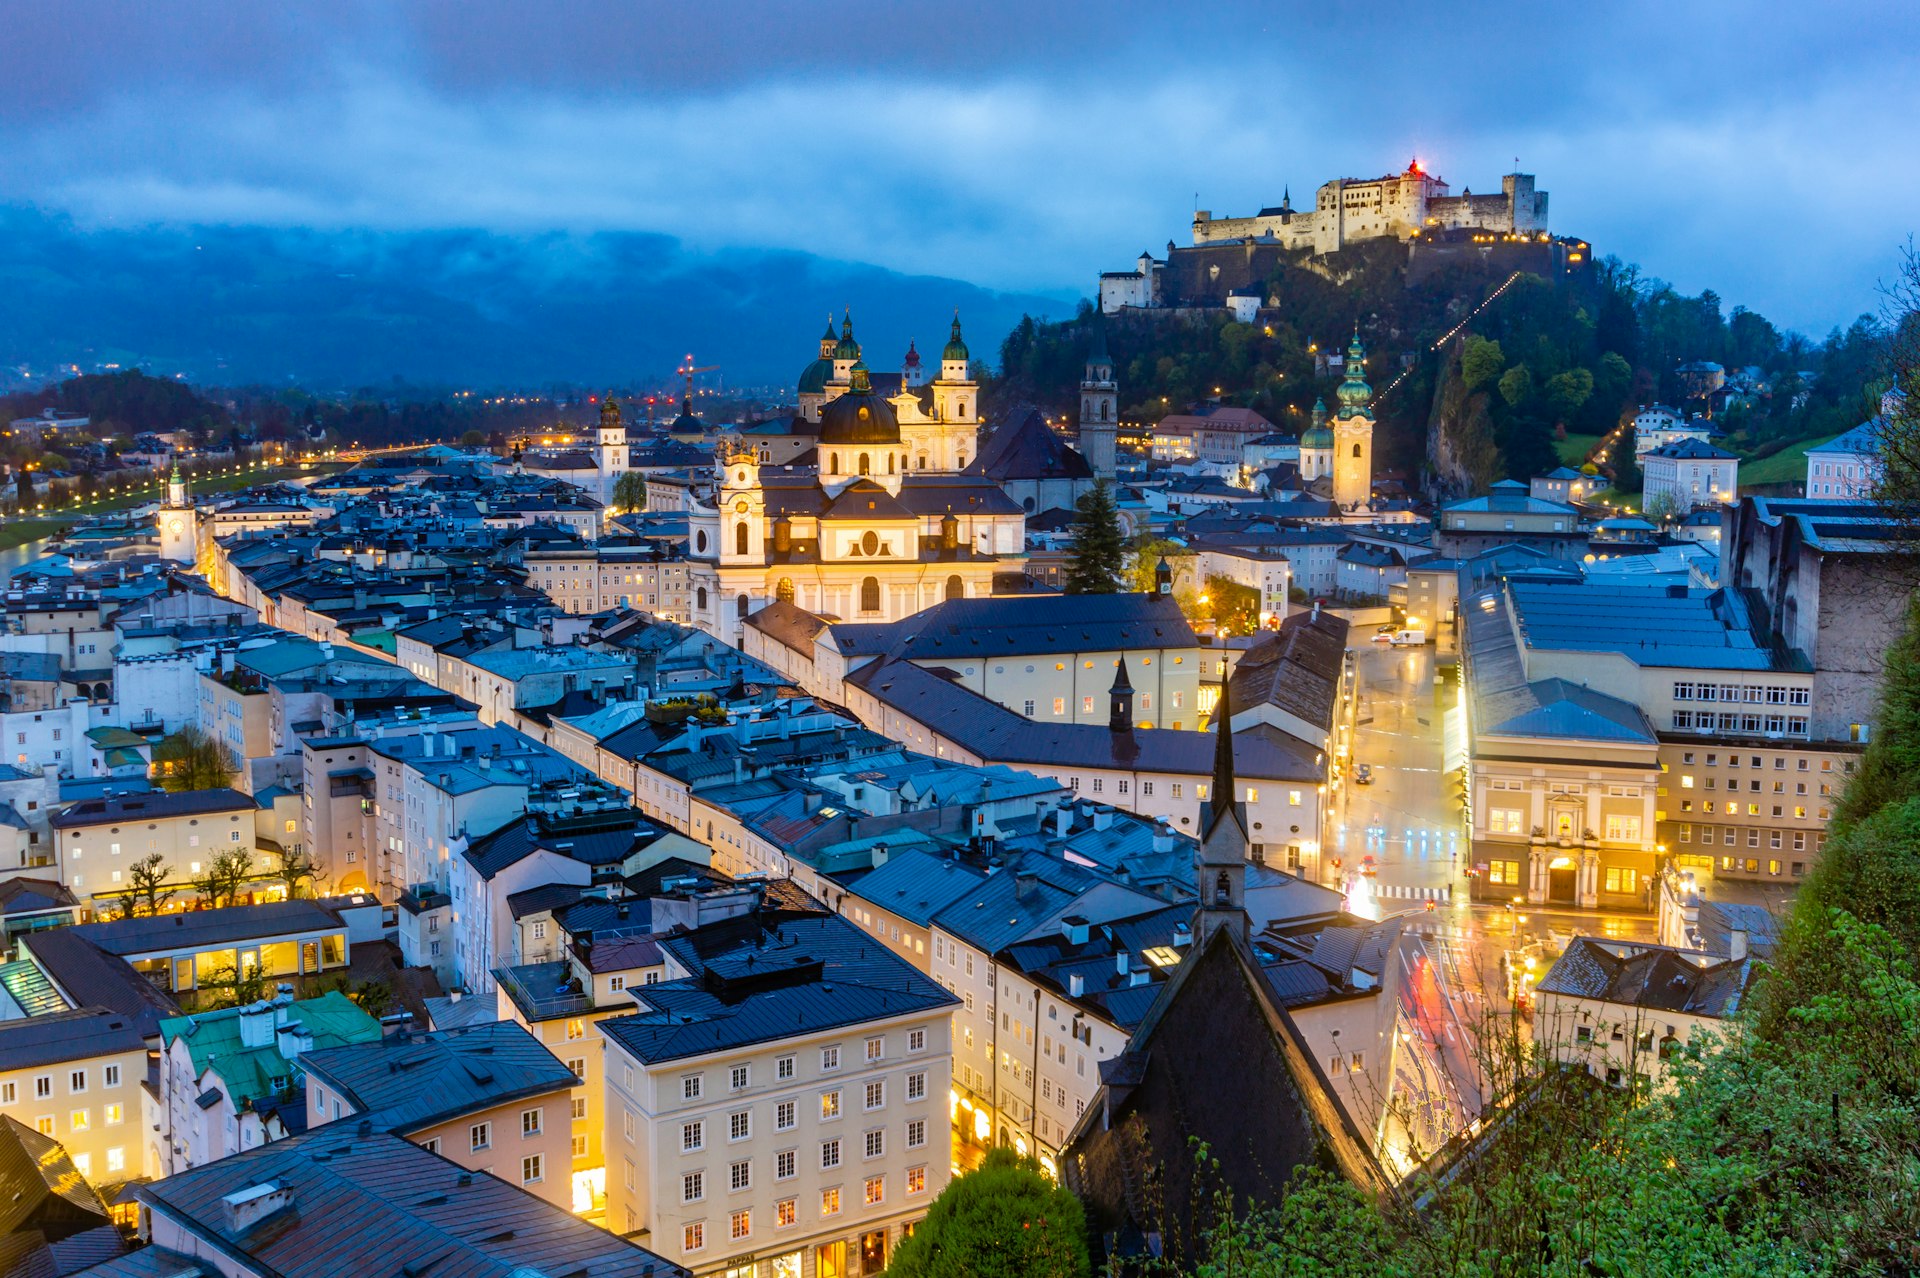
[1203,675,1239,842]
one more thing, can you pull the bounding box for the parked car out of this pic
[1387,628,1428,646]
[1354,764,1374,785]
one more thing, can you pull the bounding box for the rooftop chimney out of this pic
[221,1182,294,1234]
[1068,972,1085,998]
[1115,950,1131,976]
[1729,928,1749,962]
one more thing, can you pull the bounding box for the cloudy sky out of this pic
[2,0,1914,336]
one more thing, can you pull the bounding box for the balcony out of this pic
[495,960,600,1022]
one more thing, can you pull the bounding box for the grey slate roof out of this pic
[462,810,666,881]
[845,592,1197,663]
[969,406,1094,482]
[1228,608,1348,735]
[67,901,346,957]
[50,788,253,829]
[599,912,957,1066]
[17,930,180,1039]
[842,848,984,928]
[135,1128,685,1278]
[1536,937,1748,1018]
[301,1021,577,1136]
[0,1007,146,1073]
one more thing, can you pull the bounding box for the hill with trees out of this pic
[994,245,1888,497]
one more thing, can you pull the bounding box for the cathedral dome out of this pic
[818,364,900,445]
[798,357,833,394]
[1300,425,1334,449]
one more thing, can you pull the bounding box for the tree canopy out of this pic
[152,726,236,793]
[885,1148,1090,1278]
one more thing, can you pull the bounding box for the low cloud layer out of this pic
[0,0,1912,335]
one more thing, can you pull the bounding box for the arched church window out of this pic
[945,575,964,601]
[1353,443,1363,458]
[859,453,871,476]
[735,522,750,556]
[830,453,840,473]
[1215,870,1232,901]
[861,531,879,556]
[860,576,881,613]
[1102,401,1111,421]
[736,594,750,619]
[957,400,967,419]
[696,586,709,610]
[887,454,895,474]
[1023,497,1035,513]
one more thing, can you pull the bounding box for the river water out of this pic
[0,537,57,579]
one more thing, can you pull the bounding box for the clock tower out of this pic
[158,465,197,564]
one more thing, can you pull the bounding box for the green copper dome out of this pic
[942,313,969,363]
[834,310,862,363]
[798,357,834,394]
[1300,425,1334,449]
[1336,329,1373,417]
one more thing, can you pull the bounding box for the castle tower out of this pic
[930,313,979,469]
[902,339,925,389]
[717,441,765,567]
[158,464,196,564]
[1332,329,1374,510]
[798,317,839,422]
[1194,676,1248,944]
[596,393,628,504]
[1078,325,1119,483]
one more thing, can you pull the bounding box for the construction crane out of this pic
[677,354,719,403]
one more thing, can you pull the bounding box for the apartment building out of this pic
[302,1020,579,1210]
[599,910,958,1278]
[0,1007,150,1188]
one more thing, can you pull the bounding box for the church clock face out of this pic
[163,516,185,535]
[734,500,750,514]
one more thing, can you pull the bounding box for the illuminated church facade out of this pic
[688,314,1027,644]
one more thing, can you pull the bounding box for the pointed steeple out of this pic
[1202,676,1241,843]
[1108,657,1136,734]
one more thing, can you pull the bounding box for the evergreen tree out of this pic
[152,726,235,793]
[1062,481,1124,594]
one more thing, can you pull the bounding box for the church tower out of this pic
[596,393,628,505]
[158,464,196,564]
[930,313,979,469]
[1078,325,1119,483]
[1332,328,1375,510]
[718,441,765,567]
[831,310,862,389]
[902,340,925,389]
[1194,678,1249,944]
[1300,398,1333,482]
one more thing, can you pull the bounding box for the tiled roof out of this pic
[599,913,957,1065]
[1229,608,1347,735]
[70,901,347,957]
[50,787,253,829]
[161,991,381,1108]
[301,1021,577,1136]
[136,1128,685,1278]
[1536,937,1748,1018]
[0,1007,145,1072]
[969,406,1093,482]
[17,930,180,1039]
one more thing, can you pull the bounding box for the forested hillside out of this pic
[994,248,1887,495]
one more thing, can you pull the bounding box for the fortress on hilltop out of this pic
[1102,160,1585,315]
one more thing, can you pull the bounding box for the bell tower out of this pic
[596,393,628,503]
[158,465,196,564]
[1194,676,1249,944]
[931,312,978,468]
[1078,325,1119,483]
[1332,328,1375,510]
[718,441,765,567]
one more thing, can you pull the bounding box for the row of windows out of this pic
[1671,711,1809,736]
[678,1038,925,1099]
[679,1171,927,1252]
[680,1121,930,1193]
[1674,800,1823,820]
[677,1080,930,1150]
[13,1104,125,1135]
[1679,751,1846,772]
[1672,682,1809,705]
[0,1064,122,1103]
[1675,823,1821,852]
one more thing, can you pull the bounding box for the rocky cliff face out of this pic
[1425,341,1502,499]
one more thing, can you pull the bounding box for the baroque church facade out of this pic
[687,314,1027,644]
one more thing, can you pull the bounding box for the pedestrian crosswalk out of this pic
[1373,883,1452,902]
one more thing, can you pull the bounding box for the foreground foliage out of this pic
[888,1148,1091,1278]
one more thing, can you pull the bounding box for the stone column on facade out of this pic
[1527,835,1548,906]
[1577,846,1601,909]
